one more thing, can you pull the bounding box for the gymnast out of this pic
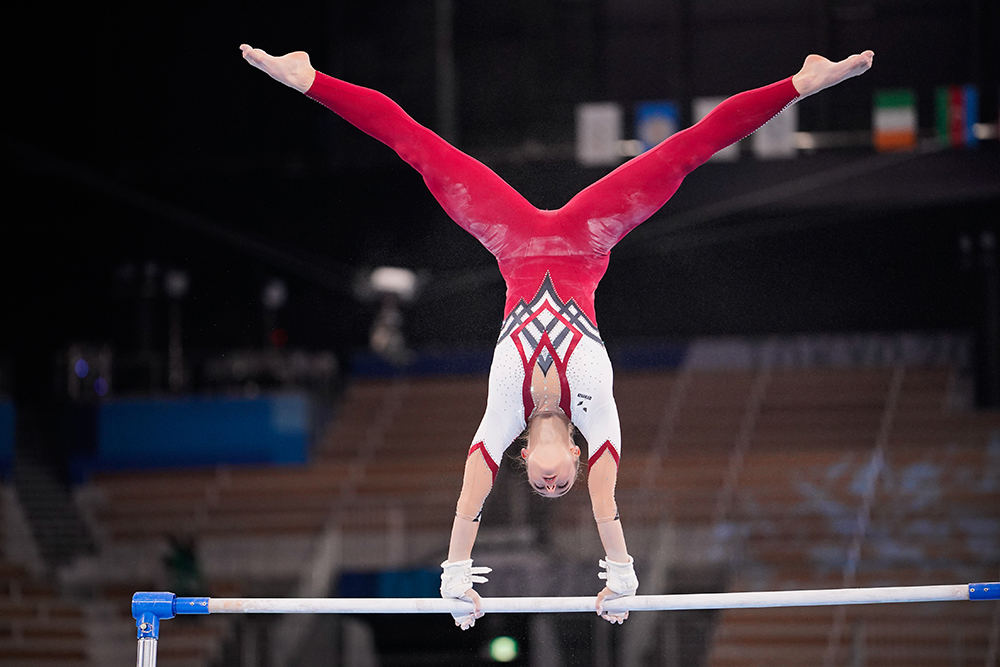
[240,43,874,629]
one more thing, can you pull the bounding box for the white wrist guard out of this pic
[440,559,491,598]
[598,556,638,596]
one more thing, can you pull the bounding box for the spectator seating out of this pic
[54,364,1000,666]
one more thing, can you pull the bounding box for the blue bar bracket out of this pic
[132,592,211,639]
[969,582,1000,601]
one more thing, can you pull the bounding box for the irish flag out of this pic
[936,85,979,147]
[873,89,917,152]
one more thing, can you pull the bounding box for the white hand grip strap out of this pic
[598,556,639,596]
[440,559,491,598]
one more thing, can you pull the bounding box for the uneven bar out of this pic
[134,584,1000,667]
[193,583,997,615]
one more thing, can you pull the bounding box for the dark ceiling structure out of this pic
[5,0,1000,398]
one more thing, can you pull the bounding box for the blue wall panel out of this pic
[96,393,310,469]
[0,402,14,478]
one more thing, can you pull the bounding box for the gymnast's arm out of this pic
[590,452,627,560]
[449,449,493,559]
[442,450,495,628]
[589,450,636,624]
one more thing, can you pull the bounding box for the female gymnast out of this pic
[240,43,874,629]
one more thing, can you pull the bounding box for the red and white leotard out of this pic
[306,72,799,477]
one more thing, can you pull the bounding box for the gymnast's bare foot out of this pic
[792,50,874,99]
[240,44,316,93]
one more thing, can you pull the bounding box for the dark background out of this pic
[5,0,1000,400]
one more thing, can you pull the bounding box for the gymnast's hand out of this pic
[596,556,639,625]
[451,588,485,631]
[440,559,490,630]
[239,44,316,93]
[596,586,630,625]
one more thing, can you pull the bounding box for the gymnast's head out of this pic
[520,412,581,498]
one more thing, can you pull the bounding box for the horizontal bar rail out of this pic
[133,583,1000,666]
[208,584,987,614]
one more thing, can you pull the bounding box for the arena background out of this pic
[3,1,1000,665]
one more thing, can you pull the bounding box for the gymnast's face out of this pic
[521,413,580,497]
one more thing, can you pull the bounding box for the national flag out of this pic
[576,102,624,167]
[634,101,680,153]
[936,85,979,147]
[693,97,740,162]
[873,89,917,152]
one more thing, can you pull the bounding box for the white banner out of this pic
[576,102,623,166]
[752,102,798,159]
[693,97,740,162]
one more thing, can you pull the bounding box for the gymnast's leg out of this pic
[558,51,875,251]
[240,45,538,250]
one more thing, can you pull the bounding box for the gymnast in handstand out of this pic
[240,43,873,629]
